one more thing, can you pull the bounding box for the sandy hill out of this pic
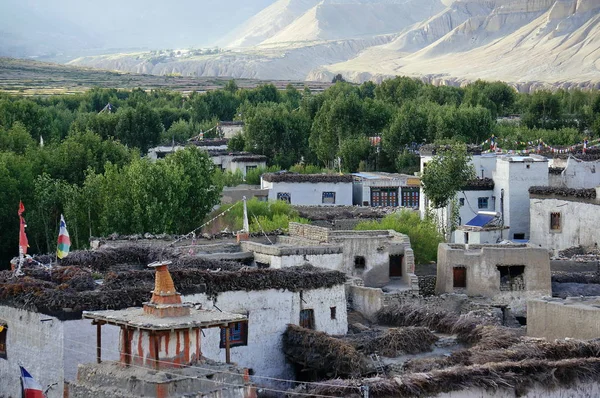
[223,0,321,48]
[309,0,600,89]
[261,0,448,44]
[70,0,600,90]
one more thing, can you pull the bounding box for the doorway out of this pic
[389,255,403,277]
[453,267,467,288]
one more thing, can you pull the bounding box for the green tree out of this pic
[522,91,563,129]
[0,121,36,154]
[115,104,163,152]
[244,102,311,169]
[374,76,423,106]
[463,80,516,117]
[421,144,475,209]
[228,133,246,152]
[338,136,371,172]
[421,144,475,238]
[383,101,430,158]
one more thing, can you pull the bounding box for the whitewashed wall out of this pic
[261,180,353,206]
[455,189,495,227]
[493,157,548,240]
[271,253,344,270]
[454,228,504,244]
[183,286,347,388]
[0,306,64,398]
[557,157,600,189]
[530,198,600,253]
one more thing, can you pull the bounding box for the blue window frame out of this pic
[478,197,489,209]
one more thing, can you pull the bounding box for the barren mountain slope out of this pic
[223,0,321,48]
[310,0,600,90]
[69,35,396,81]
[262,0,447,44]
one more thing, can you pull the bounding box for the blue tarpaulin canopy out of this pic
[465,214,495,227]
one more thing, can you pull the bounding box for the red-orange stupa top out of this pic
[143,261,191,318]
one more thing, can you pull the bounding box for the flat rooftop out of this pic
[84,307,247,330]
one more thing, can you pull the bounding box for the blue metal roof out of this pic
[465,214,495,227]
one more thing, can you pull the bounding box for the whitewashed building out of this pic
[241,223,418,290]
[147,141,267,177]
[261,173,353,206]
[529,186,600,254]
[352,172,421,208]
[454,211,508,244]
[548,156,600,189]
[420,147,549,241]
[0,253,347,396]
[217,121,244,139]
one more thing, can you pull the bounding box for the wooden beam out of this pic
[154,333,160,370]
[225,324,231,364]
[96,322,102,364]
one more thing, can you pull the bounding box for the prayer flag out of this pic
[57,215,71,259]
[20,366,44,398]
[18,201,28,256]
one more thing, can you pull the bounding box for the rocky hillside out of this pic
[314,0,600,90]
[69,0,600,90]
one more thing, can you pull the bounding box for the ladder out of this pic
[369,353,386,376]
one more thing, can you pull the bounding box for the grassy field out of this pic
[0,57,332,95]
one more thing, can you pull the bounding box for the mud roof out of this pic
[262,172,353,183]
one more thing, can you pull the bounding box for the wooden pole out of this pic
[225,325,231,364]
[96,322,102,364]
[154,333,160,370]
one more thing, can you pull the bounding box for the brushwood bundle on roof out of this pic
[462,177,494,191]
[0,245,345,319]
[419,144,482,156]
[262,172,353,183]
[306,357,600,398]
[376,304,519,348]
[282,324,366,378]
[344,327,438,357]
[528,186,596,199]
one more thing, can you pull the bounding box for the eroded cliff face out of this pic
[70,0,600,90]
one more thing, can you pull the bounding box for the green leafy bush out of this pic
[355,210,443,264]
[219,198,308,233]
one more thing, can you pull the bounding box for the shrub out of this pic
[355,210,443,264]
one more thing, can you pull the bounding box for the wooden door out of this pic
[389,255,403,277]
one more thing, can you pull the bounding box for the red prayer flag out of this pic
[18,201,28,255]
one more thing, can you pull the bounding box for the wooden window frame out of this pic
[299,309,315,330]
[220,321,248,348]
[0,323,7,359]
[550,212,561,232]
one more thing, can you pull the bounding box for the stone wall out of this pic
[289,222,331,242]
[528,297,600,340]
[182,285,347,389]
